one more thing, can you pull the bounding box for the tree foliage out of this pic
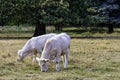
[0,0,119,27]
[87,0,120,26]
[0,0,90,26]
[0,0,69,26]
[0,0,14,26]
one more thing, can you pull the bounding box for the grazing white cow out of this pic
[17,33,56,62]
[36,33,70,72]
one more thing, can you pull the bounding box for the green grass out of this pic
[0,26,34,38]
[63,27,120,37]
[0,26,120,38]
[0,39,120,80]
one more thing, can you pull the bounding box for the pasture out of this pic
[1,26,120,38]
[0,39,120,80]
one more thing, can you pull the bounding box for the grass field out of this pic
[0,26,120,38]
[0,39,120,80]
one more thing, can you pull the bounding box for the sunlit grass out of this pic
[0,39,120,80]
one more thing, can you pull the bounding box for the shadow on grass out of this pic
[0,30,34,33]
[1,27,120,39]
[63,27,108,34]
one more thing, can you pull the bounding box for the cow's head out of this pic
[17,48,35,62]
[17,50,23,61]
[39,59,49,72]
[36,57,49,72]
[40,59,49,72]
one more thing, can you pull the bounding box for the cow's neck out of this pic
[42,49,50,59]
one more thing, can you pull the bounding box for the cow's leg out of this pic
[64,54,68,68]
[56,62,60,71]
[62,55,65,67]
[64,49,70,68]
[55,57,60,71]
[32,51,37,62]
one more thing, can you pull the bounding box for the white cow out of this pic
[36,33,70,72]
[17,33,56,62]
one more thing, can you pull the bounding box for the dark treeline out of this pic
[0,0,120,36]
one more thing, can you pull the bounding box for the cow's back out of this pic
[30,33,56,52]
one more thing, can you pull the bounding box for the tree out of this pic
[0,0,70,36]
[41,0,70,31]
[87,0,120,33]
[13,0,47,36]
[2,0,119,35]
[66,0,90,26]
[0,0,14,26]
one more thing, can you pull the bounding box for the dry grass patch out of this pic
[0,39,120,80]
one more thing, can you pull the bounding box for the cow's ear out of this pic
[36,57,41,62]
[45,59,49,62]
[40,58,49,62]
[40,58,45,62]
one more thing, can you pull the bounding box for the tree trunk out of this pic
[55,25,62,31]
[108,24,114,33]
[33,23,46,37]
[55,25,58,31]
